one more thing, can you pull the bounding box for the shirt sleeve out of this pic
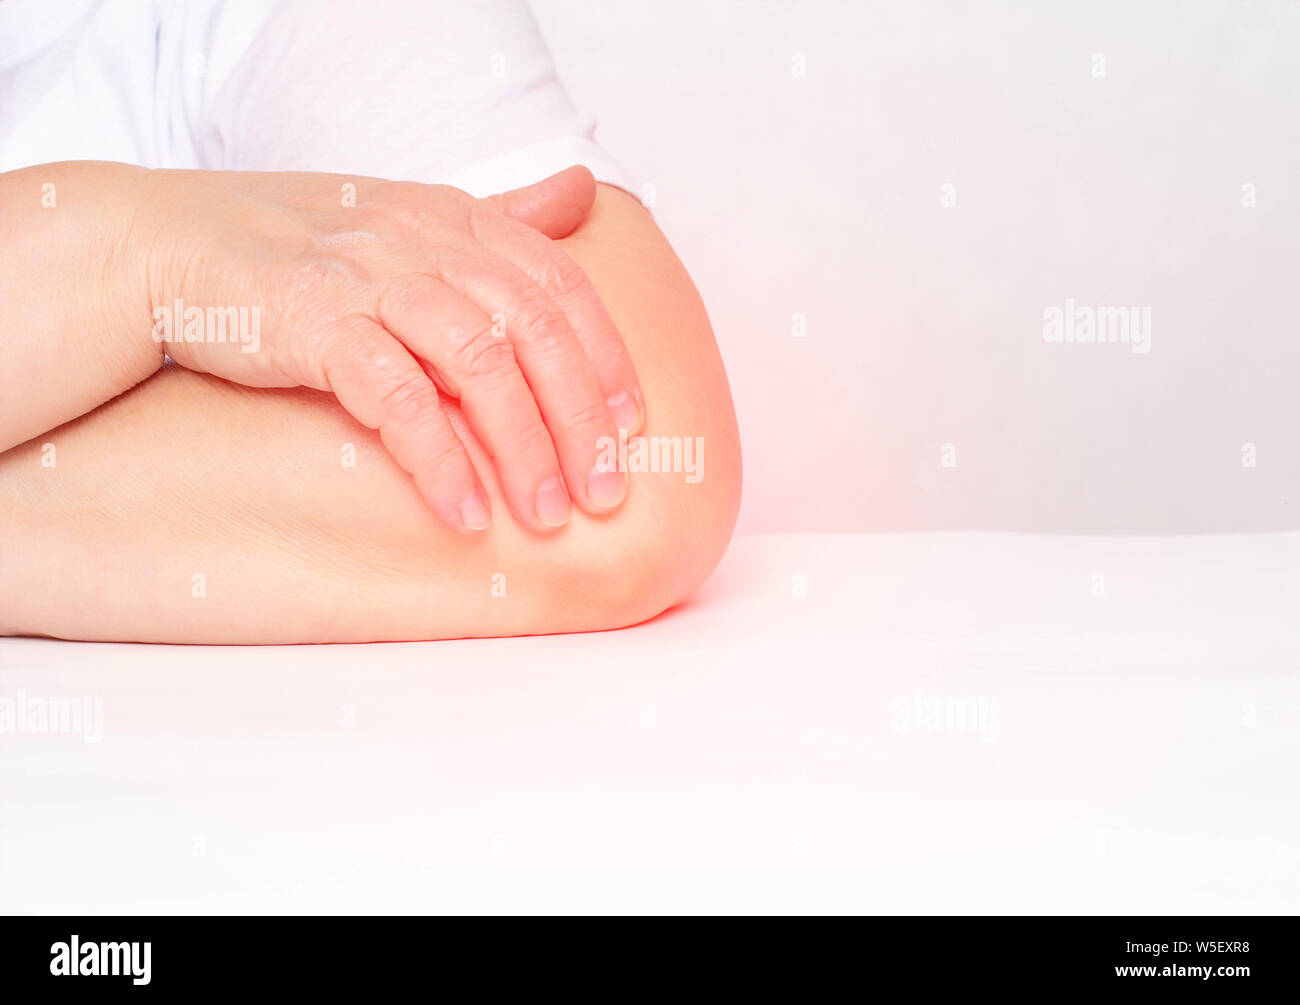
[186,0,631,196]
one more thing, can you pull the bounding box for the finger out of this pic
[470,204,645,436]
[482,165,597,240]
[319,317,491,533]
[434,246,628,517]
[377,273,572,532]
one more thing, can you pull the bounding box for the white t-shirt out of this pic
[0,0,629,196]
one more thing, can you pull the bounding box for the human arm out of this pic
[0,160,644,533]
[0,186,741,643]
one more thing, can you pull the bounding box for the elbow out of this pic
[579,389,743,631]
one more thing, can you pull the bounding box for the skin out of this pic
[0,162,645,534]
[0,185,742,643]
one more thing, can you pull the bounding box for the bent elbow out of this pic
[590,396,743,630]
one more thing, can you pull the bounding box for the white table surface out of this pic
[2,531,1297,914]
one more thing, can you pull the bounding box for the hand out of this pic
[141,165,645,533]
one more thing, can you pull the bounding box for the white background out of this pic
[533,0,1300,534]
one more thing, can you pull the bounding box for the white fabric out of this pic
[0,0,630,194]
[2,531,1297,913]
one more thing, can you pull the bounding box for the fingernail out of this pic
[534,476,570,527]
[459,489,492,531]
[606,389,640,432]
[586,464,628,509]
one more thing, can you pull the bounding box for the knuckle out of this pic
[563,398,612,437]
[381,187,473,241]
[500,422,556,467]
[378,371,439,427]
[512,291,572,354]
[448,327,518,380]
[534,248,588,298]
[418,434,469,477]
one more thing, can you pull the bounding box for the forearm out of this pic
[0,161,163,450]
[0,187,742,642]
[3,369,583,642]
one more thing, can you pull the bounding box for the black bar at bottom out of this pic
[0,915,1282,992]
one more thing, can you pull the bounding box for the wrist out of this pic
[127,168,248,370]
[98,162,169,377]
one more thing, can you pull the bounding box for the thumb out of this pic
[483,164,597,239]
